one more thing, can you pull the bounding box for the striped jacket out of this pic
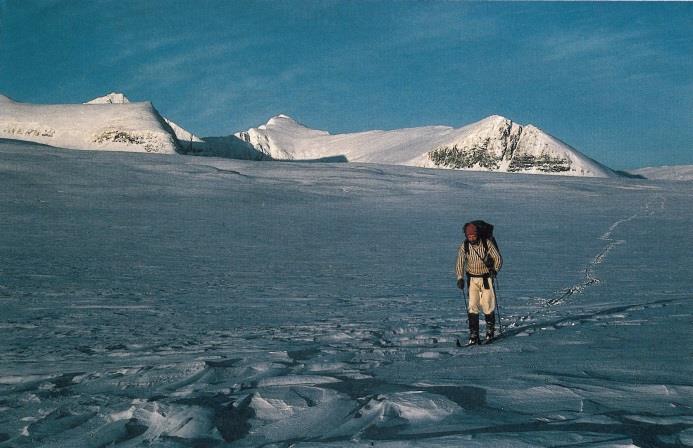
[455,240,503,280]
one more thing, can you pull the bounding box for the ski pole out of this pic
[457,288,469,347]
[493,277,503,334]
[461,287,469,318]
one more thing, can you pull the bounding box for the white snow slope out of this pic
[1,139,691,447]
[86,92,204,143]
[86,93,263,160]
[0,94,179,154]
[236,114,616,177]
[630,165,693,181]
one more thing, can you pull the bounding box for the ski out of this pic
[481,331,506,345]
[456,338,480,348]
[456,334,501,347]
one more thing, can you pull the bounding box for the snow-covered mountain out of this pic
[629,165,693,181]
[86,92,203,143]
[236,114,616,177]
[0,94,179,154]
[86,93,264,160]
[1,91,616,176]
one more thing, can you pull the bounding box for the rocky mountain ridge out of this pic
[236,114,616,177]
[1,92,617,177]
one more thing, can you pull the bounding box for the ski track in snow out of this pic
[505,194,667,338]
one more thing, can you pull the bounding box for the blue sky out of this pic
[1,1,691,169]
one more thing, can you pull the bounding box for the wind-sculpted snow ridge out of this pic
[1,141,691,447]
[0,94,180,154]
[236,114,617,177]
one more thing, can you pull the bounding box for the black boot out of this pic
[468,313,480,345]
[485,312,496,341]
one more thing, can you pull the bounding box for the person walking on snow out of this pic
[456,222,503,345]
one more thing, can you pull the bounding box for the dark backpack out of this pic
[463,220,501,271]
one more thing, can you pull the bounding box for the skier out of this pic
[455,222,503,345]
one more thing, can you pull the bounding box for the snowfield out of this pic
[0,139,691,447]
[630,165,693,181]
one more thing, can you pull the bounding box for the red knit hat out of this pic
[464,223,478,236]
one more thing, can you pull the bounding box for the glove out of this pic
[456,278,465,290]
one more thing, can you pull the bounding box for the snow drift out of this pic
[0,94,180,154]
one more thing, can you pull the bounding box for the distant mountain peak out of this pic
[480,114,509,123]
[467,114,512,127]
[262,114,304,128]
[85,92,131,104]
